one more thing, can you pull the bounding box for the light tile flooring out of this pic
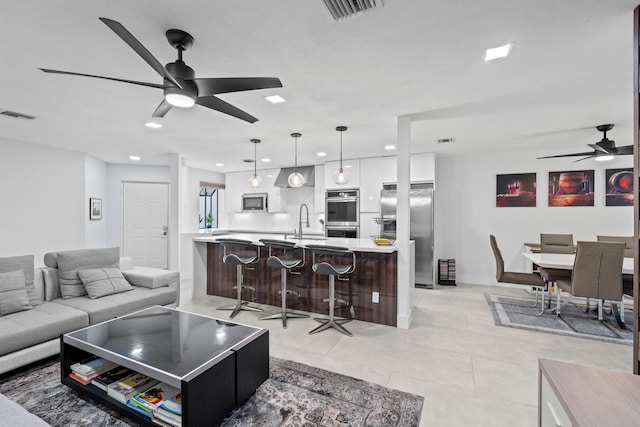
[177,282,633,427]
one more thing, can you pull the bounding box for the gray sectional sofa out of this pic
[0,247,180,375]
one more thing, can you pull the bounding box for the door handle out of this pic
[162,225,168,236]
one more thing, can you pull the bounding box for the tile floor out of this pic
[177,282,634,427]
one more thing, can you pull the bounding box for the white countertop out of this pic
[194,233,397,253]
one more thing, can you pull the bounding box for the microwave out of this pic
[241,193,268,212]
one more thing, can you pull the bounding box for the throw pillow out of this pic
[78,268,133,299]
[57,247,120,299]
[0,269,32,316]
[0,254,40,306]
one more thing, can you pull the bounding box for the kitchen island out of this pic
[193,234,414,327]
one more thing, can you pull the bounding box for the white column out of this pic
[396,115,414,328]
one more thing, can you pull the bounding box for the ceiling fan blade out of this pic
[573,155,595,162]
[587,143,610,154]
[196,96,258,123]
[152,99,172,117]
[38,68,163,89]
[614,145,634,155]
[193,77,282,96]
[537,151,595,159]
[98,17,182,89]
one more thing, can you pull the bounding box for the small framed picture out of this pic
[90,198,102,220]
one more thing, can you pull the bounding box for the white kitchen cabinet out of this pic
[314,164,325,213]
[324,159,360,190]
[224,171,245,214]
[381,153,435,183]
[262,168,286,213]
[359,157,383,213]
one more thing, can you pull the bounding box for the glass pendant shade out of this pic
[288,132,305,187]
[333,167,350,185]
[248,139,262,188]
[333,125,349,185]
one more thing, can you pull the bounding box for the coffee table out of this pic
[61,306,269,427]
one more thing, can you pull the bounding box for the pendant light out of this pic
[248,139,262,188]
[333,125,349,185]
[288,132,305,188]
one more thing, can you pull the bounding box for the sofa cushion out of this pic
[0,301,88,356]
[0,270,32,316]
[57,247,120,299]
[121,268,180,289]
[51,286,177,324]
[78,268,133,299]
[0,255,40,306]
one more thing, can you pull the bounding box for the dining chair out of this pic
[538,233,574,308]
[596,235,634,298]
[489,235,546,311]
[555,241,625,322]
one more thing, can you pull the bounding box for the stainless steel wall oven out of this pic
[325,189,359,237]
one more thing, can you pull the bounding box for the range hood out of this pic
[274,166,315,187]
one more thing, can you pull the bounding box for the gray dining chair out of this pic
[489,235,546,310]
[555,241,625,322]
[596,235,634,297]
[538,233,574,307]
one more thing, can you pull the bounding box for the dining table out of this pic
[521,251,633,328]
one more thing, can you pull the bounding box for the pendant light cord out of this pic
[254,142,257,175]
[339,130,343,169]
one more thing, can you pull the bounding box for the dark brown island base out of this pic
[197,234,401,327]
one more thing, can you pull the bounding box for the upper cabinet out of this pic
[360,157,384,213]
[224,168,286,213]
[314,164,325,213]
[381,153,435,183]
[324,159,360,190]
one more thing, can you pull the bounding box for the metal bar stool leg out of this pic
[218,264,263,319]
[259,267,308,328]
[309,275,352,337]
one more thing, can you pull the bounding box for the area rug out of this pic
[0,357,423,427]
[485,293,634,345]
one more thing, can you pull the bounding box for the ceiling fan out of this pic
[537,124,632,162]
[39,17,282,123]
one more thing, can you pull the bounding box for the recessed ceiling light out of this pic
[144,122,162,129]
[485,43,512,61]
[215,163,224,167]
[385,145,396,150]
[261,158,271,162]
[267,174,273,178]
[344,164,352,169]
[129,155,141,161]
[316,152,327,157]
[264,95,286,104]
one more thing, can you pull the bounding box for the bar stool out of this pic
[216,238,263,319]
[258,239,309,328]
[306,245,356,337]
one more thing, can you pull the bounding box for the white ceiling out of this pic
[1,0,638,172]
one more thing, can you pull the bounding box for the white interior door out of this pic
[122,182,169,268]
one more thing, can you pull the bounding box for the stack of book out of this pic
[107,372,159,405]
[69,357,118,385]
[91,365,136,391]
[126,382,182,426]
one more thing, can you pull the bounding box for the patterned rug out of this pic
[485,293,634,345]
[0,357,423,427]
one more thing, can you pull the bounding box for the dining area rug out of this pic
[485,292,634,345]
[0,356,423,427]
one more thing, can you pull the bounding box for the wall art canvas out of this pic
[605,168,633,206]
[496,173,536,207]
[548,170,594,207]
[90,198,102,220]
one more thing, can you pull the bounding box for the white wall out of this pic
[0,139,85,265]
[85,155,108,248]
[105,163,171,251]
[434,150,633,285]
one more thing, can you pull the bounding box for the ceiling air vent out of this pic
[437,138,456,144]
[0,109,35,120]
[322,0,382,21]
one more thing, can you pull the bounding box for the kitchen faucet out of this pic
[298,203,309,239]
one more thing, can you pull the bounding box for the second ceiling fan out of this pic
[537,124,632,162]
[39,17,282,123]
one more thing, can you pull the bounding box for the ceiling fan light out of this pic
[165,87,196,108]
[249,174,263,188]
[595,154,614,162]
[288,172,305,188]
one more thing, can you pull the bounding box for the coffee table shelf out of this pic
[61,306,269,426]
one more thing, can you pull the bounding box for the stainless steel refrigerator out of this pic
[380,183,434,288]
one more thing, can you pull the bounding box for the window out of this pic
[199,184,219,229]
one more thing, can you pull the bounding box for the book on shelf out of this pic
[153,411,182,427]
[70,357,116,377]
[125,400,153,419]
[158,393,182,416]
[69,371,93,385]
[131,382,181,412]
[91,366,136,392]
[107,373,159,404]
